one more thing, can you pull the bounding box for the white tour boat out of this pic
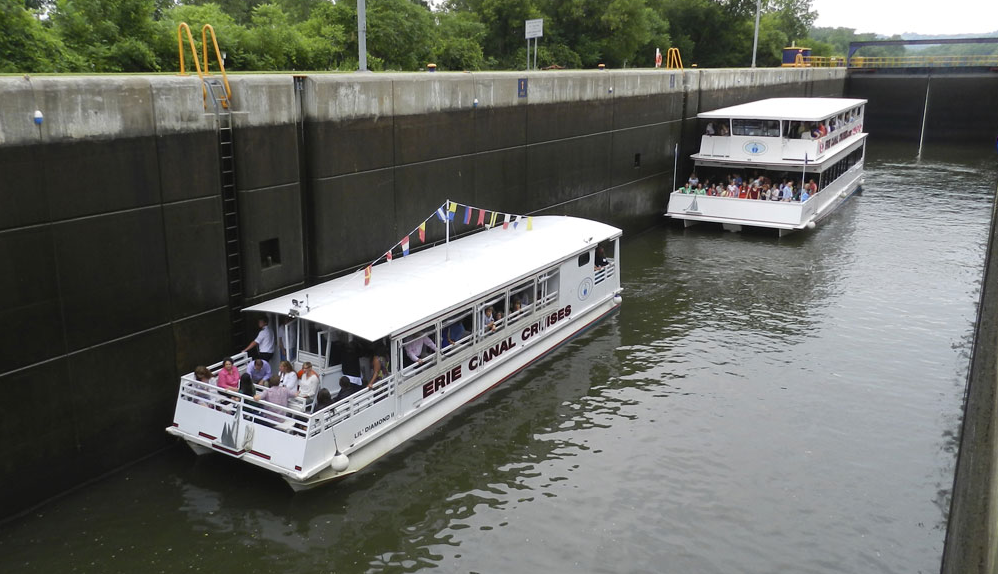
[666,97,868,235]
[167,212,622,490]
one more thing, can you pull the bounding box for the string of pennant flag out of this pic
[363,200,534,286]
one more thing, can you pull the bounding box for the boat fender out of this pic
[331,451,350,472]
[806,221,816,229]
[840,191,847,198]
[613,294,623,305]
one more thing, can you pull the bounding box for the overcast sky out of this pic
[810,0,998,36]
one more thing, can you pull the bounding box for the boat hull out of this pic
[666,161,864,235]
[284,296,621,490]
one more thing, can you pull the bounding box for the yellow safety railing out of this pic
[788,54,998,69]
[665,47,683,70]
[177,22,232,109]
[846,54,998,68]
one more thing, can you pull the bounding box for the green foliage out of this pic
[433,10,487,70]
[1,0,82,71]
[367,0,436,70]
[0,0,838,74]
[53,0,160,71]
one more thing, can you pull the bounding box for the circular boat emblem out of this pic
[578,277,594,301]
[743,141,767,155]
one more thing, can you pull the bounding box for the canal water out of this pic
[1,141,995,574]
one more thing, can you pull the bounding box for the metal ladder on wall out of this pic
[205,78,245,348]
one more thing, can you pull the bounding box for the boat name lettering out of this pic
[469,336,517,371]
[422,366,463,398]
[521,305,572,342]
[821,128,856,153]
[355,413,395,438]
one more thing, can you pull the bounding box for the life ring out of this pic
[655,50,663,68]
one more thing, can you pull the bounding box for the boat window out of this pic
[399,327,438,377]
[508,280,535,325]
[441,309,473,356]
[536,268,560,311]
[731,119,780,137]
[578,252,590,267]
[477,294,505,337]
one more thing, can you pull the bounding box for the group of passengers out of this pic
[190,318,392,421]
[678,172,818,203]
[706,110,859,140]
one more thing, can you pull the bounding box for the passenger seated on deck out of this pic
[799,187,810,202]
[247,359,271,385]
[217,357,240,391]
[278,360,299,393]
[191,366,214,403]
[335,376,360,402]
[238,373,255,397]
[298,362,320,403]
[314,388,334,412]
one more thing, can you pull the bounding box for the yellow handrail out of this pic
[177,22,204,79]
[666,47,683,70]
[201,24,232,106]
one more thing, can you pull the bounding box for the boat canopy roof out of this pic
[698,97,867,122]
[245,215,621,342]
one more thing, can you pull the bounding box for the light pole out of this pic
[751,0,761,68]
[358,0,368,71]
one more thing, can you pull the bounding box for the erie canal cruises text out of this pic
[167,211,622,490]
[666,97,868,235]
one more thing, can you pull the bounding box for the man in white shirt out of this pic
[243,318,275,361]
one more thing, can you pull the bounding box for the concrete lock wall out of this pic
[0,68,846,518]
[846,70,998,144]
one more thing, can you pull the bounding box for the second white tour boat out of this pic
[666,97,868,236]
[167,209,622,490]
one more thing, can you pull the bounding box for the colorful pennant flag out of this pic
[502,213,511,230]
[364,265,372,286]
[418,222,426,242]
[527,216,533,231]
[477,209,486,226]
[489,211,498,228]
[463,206,472,225]
[512,215,520,229]
[385,249,393,262]
[401,236,410,256]
[436,207,447,222]
[448,201,457,220]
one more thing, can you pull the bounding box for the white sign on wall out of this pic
[525,19,544,39]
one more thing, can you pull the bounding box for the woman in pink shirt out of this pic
[216,357,240,391]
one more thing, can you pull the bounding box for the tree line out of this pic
[1,0,929,74]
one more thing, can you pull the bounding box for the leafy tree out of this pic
[433,9,486,70]
[52,0,159,72]
[366,0,436,70]
[297,0,349,69]
[1,0,82,71]
[243,3,308,70]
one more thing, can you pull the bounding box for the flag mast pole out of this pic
[445,200,450,261]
